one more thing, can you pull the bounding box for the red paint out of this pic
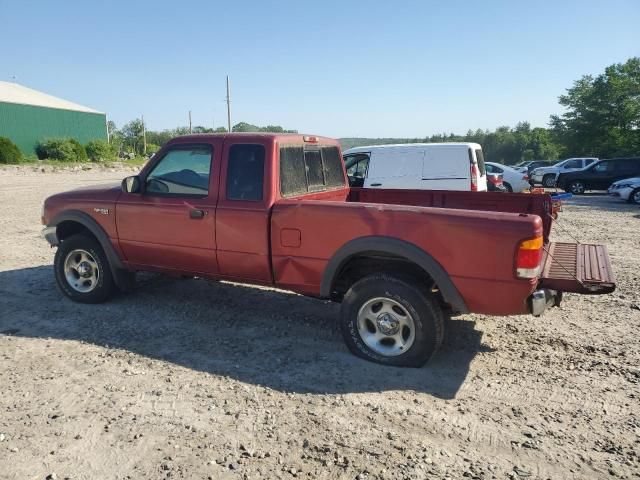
[43,133,570,316]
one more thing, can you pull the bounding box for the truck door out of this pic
[116,140,222,274]
[215,139,273,283]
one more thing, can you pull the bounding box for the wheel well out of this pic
[56,220,95,242]
[331,252,442,302]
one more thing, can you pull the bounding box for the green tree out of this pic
[550,57,640,157]
[121,119,145,155]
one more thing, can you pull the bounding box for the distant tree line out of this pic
[343,58,640,164]
[109,57,639,165]
[107,120,297,157]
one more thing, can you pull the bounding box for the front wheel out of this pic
[569,180,586,195]
[54,234,115,303]
[542,175,556,188]
[339,274,445,367]
[628,188,640,205]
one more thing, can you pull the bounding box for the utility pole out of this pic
[141,115,147,155]
[188,111,192,134]
[226,75,231,132]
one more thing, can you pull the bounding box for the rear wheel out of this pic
[569,180,586,195]
[54,234,115,303]
[339,274,445,367]
[504,182,513,192]
[542,174,556,188]
[629,187,640,205]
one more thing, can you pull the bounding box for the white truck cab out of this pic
[343,143,487,192]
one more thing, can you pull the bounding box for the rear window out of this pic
[474,148,486,175]
[280,145,345,197]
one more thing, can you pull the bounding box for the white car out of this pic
[484,162,531,192]
[608,177,640,204]
[530,157,598,187]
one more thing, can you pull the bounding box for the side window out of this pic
[226,144,265,201]
[593,161,612,173]
[617,160,639,173]
[564,160,581,169]
[146,145,212,196]
[345,154,370,178]
[585,159,596,166]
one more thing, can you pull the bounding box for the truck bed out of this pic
[348,188,554,240]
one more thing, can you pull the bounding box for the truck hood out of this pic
[50,183,122,201]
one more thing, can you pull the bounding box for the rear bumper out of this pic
[42,226,59,246]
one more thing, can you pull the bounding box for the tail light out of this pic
[303,135,318,143]
[523,174,529,181]
[516,236,543,278]
[470,163,479,191]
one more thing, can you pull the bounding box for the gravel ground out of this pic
[1,169,639,480]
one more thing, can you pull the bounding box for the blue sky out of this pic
[2,0,639,137]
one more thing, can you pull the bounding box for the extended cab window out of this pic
[280,145,345,197]
[563,160,581,169]
[146,145,212,196]
[226,144,265,201]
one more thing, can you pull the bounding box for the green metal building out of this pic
[0,81,107,155]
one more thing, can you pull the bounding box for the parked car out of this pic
[557,157,640,194]
[485,162,531,192]
[513,160,555,175]
[486,173,507,192]
[343,143,487,191]
[608,177,640,204]
[41,133,616,368]
[530,157,598,187]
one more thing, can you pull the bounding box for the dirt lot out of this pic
[1,169,639,480]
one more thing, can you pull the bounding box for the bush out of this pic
[146,143,160,155]
[36,138,88,162]
[69,138,88,162]
[85,139,116,162]
[0,137,22,164]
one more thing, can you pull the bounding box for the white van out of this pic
[343,143,487,191]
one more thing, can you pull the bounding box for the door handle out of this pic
[370,183,382,187]
[189,209,206,219]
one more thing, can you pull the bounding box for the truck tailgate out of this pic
[539,242,616,294]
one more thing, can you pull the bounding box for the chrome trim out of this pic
[529,289,560,317]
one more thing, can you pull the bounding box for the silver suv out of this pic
[530,158,598,187]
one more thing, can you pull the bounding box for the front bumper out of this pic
[42,226,59,246]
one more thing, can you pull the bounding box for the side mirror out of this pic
[122,175,142,194]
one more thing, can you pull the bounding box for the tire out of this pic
[628,188,640,205]
[339,274,445,367]
[542,175,556,188]
[503,182,513,192]
[54,233,115,304]
[569,180,586,195]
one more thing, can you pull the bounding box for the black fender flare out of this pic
[320,236,468,313]
[49,210,127,276]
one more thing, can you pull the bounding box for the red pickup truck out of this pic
[41,133,616,367]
